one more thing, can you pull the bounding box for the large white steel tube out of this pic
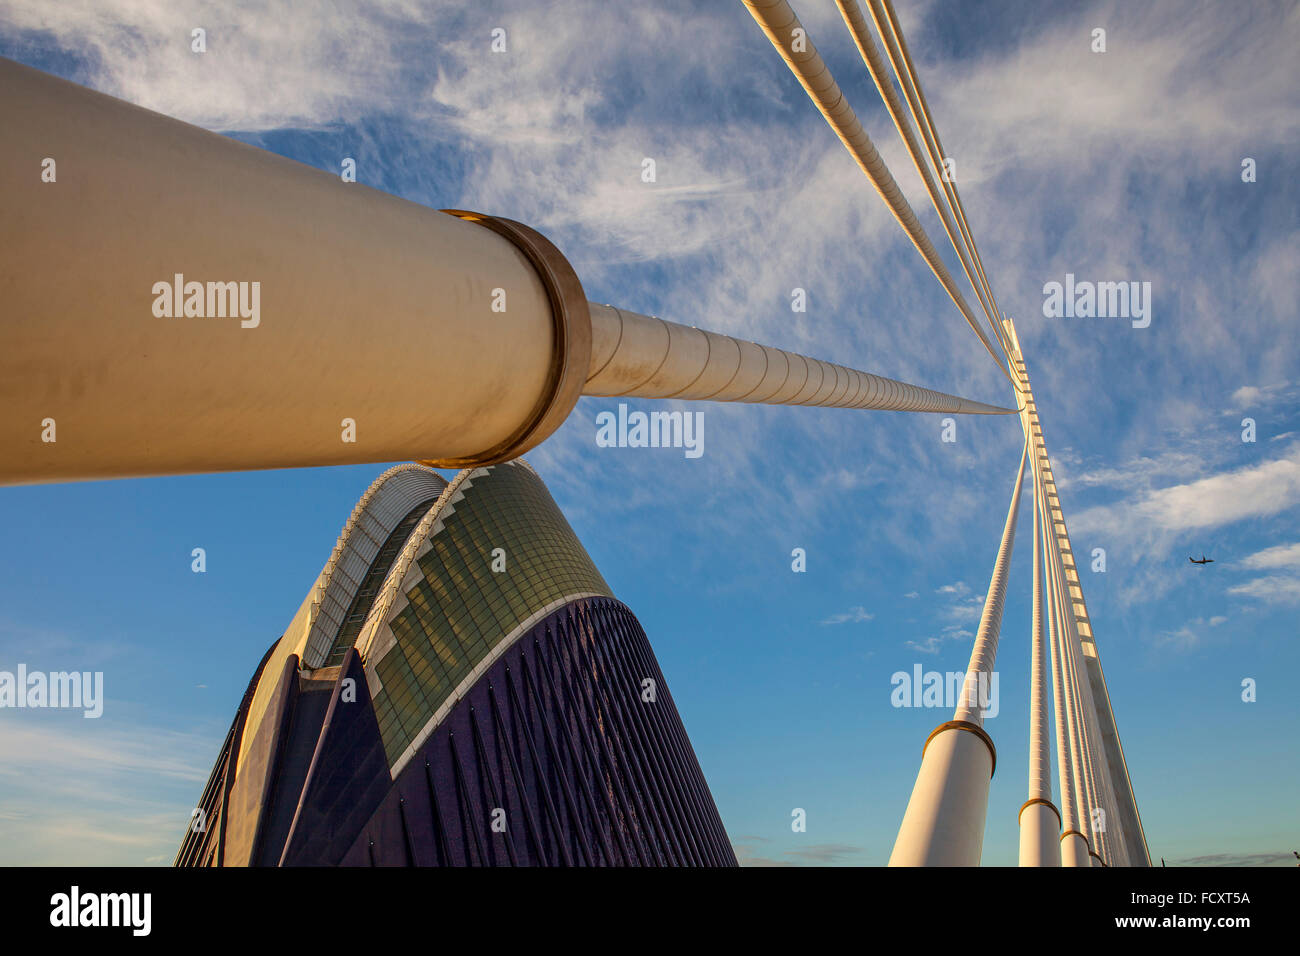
[1052,534,1124,866]
[868,0,1013,362]
[1053,582,1091,868]
[586,305,1015,415]
[1023,355,1095,867]
[889,440,1026,866]
[0,58,591,485]
[1032,394,1145,865]
[834,0,1007,361]
[1019,801,1061,869]
[1024,398,1050,804]
[887,721,995,867]
[1,58,1016,486]
[1020,412,1060,866]
[1041,450,1109,865]
[1061,829,1092,868]
[1011,317,1149,864]
[1018,343,1094,865]
[953,435,1027,725]
[740,0,1014,384]
[1041,463,1087,867]
[1062,589,1113,866]
[1059,550,1103,865]
[1047,481,1094,867]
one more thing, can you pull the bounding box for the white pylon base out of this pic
[1017,800,1062,867]
[1061,832,1092,867]
[889,723,994,866]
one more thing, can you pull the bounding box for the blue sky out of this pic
[0,0,1297,866]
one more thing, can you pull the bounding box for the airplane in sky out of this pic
[1189,555,1215,565]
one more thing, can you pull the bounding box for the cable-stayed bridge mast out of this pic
[742,0,1150,865]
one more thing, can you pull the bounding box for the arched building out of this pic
[176,461,735,866]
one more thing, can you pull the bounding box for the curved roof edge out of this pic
[300,463,449,669]
[353,464,490,667]
[239,463,447,772]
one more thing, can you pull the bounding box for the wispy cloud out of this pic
[1238,541,1300,571]
[1227,541,1300,606]
[1062,448,1216,493]
[1227,576,1300,606]
[1151,615,1227,652]
[1074,443,1300,538]
[0,715,217,865]
[905,625,972,655]
[820,606,874,626]
[898,581,986,653]
[1229,382,1294,413]
[936,582,986,624]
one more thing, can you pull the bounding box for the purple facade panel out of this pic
[183,597,736,867]
[333,597,736,866]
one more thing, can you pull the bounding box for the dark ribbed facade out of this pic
[176,461,735,867]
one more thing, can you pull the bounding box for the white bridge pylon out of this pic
[887,317,1149,867]
[739,0,1150,868]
